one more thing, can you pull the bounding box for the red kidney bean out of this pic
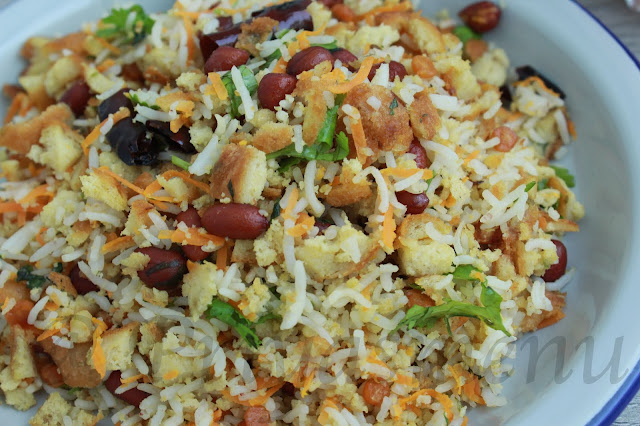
[258,73,297,111]
[121,62,144,83]
[542,240,568,282]
[204,46,250,73]
[60,81,91,116]
[396,191,429,215]
[105,371,150,407]
[286,46,334,76]
[199,0,313,60]
[135,247,187,291]
[331,48,358,70]
[176,207,209,262]
[368,61,408,82]
[244,406,271,426]
[202,203,269,240]
[407,139,428,169]
[69,264,99,295]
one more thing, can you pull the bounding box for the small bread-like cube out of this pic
[100,322,140,371]
[149,333,198,384]
[408,16,445,54]
[343,83,413,158]
[40,338,101,388]
[44,56,83,97]
[122,200,155,245]
[27,124,83,174]
[408,90,440,141]
[29,392,102,426]
[209,144,267,204]
[0,104,72,154]
[231,239,258,265]
[519,291,566,333]
[40,190,82,230]
[236,17,278,56]
[182,261,219,320]
[397,238,455,276]
[84,64,118,94]
[10,326,37,382]
[435,56,481,101]
[325,159,372,207]
[138,322,164,356]
[346,25,400,55]
[80,171,129,211]
[254,219,284,267]
[252,122,293,154]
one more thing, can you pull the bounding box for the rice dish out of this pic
[0,1,584,424]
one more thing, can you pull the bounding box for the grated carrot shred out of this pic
[286,213,315,237]
[35,227,47,246]
[95,166,144,194]
[442,194,457,208]
[381,167,433,180]
[97,58,116,72]
[82,108,130,154]
[120,374,148,385]
[101,235,135,254]
[36,326,62,342]
[350,115,368,164]
[282,188,299,221]
[91,317,108,379]
[463,150,480,166]
[221,378,284,407]
[382,208,396,251]
[513,76,561,97]
[19,184,54,205]
[300,369,315,398]
[160,170,210,193]
[163,369,179,381]
[216,242,229,270]
[158,229,224,247]
[393,389,454,421]
[272,56,287,73]
[95,37,121,55]
[182,15,195,64]
[0,202,24,213]
[328,56,376,94]
[206,72,229,100]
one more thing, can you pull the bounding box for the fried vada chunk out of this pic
[343,83,413,162]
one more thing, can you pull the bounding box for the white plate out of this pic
[1,1,640,425]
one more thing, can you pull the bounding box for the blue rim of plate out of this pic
[567,2,640,425]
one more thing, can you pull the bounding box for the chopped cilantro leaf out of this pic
[96,5,154,44]
[205,297,261,349]
[525,181,536,192]
[389,98,399,116]
[550,165,575,188]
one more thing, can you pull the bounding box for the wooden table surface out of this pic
[575,2,640,425]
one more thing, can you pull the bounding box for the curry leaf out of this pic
[389,98,398,116]
[270,199,282,222]
[205,297,261,349]
[96,5,154,44]
[17,265,47,289]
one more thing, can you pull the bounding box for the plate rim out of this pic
[565,1,640,424]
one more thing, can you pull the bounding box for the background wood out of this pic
[575,2,640,424]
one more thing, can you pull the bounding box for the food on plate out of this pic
[0,0,584,424]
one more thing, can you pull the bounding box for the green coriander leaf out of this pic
[408,283,423,290]
[550,165,575,188]
[525,181,536,192]
[451,264,483,281]
[126,92,159,110]
[221,66,258,118]
[171,155,190,171]
[96,5,154,44]
[315,41,338,50]
[452,25,481,45]
[444,413,450,426]
[538,179,549,190]
[276,28,292,39]
[205,297,261,349]
[389,98,399,116]
[16,265,47,289]
[270,199,282,222]
[255,312,281,324]
[394,285,510,336]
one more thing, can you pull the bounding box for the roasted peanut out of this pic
[368,61,408,82]
[135,247,187,291]
[407,139,429,169]
[69,264,99,295]
[361,378,391,406]
[492,126,518,152]
[105,371,150,407]
[286,46,334,76]
[405,289,435,308]
[331,48,358,70]
[258,73,297,110]
[459,1,502,33]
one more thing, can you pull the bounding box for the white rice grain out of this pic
[281,261,307,330]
